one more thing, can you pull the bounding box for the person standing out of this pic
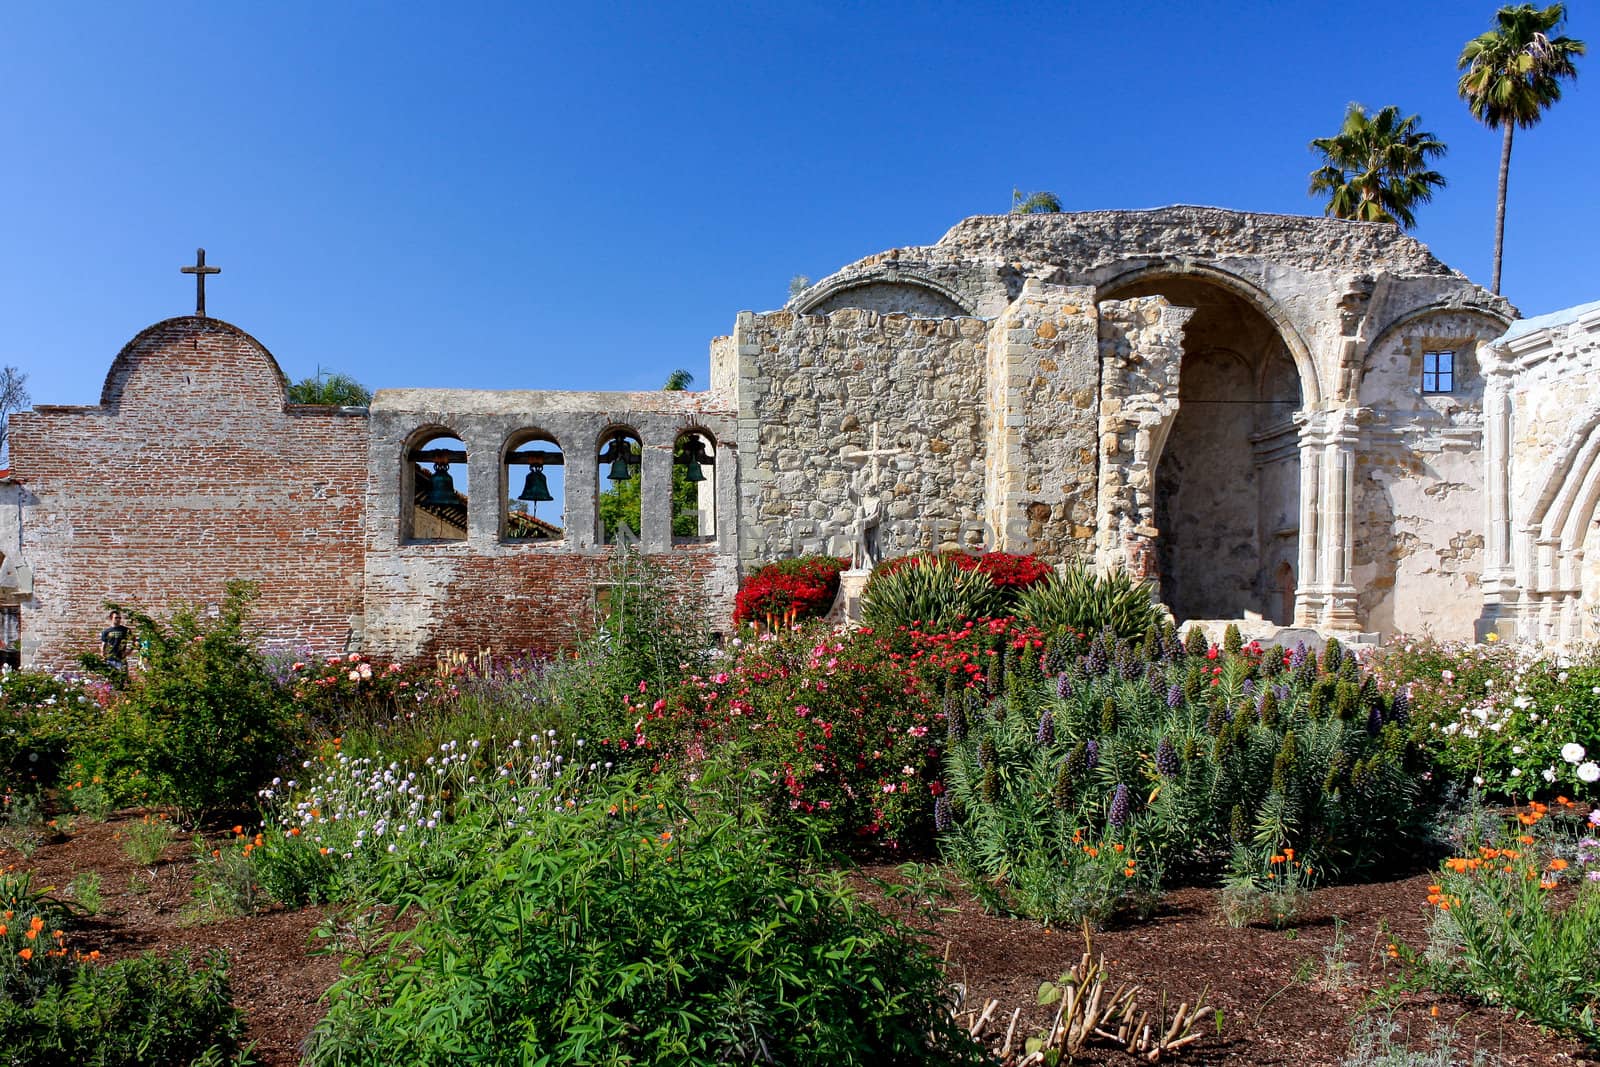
[100,609,129,672]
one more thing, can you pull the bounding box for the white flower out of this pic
[1562,743,1587,764]
[1578,762,1600,784]
[1473,775,1484,786]
[1513,746,1524,755]
[1511,767,1522,777]
[1543,768,1558,783]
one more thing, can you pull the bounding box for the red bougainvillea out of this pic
[874,551,1051,590]
[733,555,850,626]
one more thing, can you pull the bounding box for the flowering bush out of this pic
[287,652,437,731]
[732,554,849,626]
[0,870,245,1061]
[639,625,946,849]
[0,670,110,792]
[942,633,1431,925]
[1404,800,1600,1049]
[252,727,597,907]
[305,770,987,1067]
[1371,638,1600,799]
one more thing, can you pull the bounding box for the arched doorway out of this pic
[1103,275,1306,624]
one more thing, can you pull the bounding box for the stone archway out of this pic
[1104,276,1306,624]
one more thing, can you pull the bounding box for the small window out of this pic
[1422,351,1455,394]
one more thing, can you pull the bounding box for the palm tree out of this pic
[1457,3,1586,294]
[285,370,372,406]
[1010,189,1063,214]
[1308,104,1447,230]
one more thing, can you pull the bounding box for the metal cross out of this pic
[180,248,221,317]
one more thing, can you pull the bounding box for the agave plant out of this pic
[1015,562,1160,642]
[860,558,1009,635]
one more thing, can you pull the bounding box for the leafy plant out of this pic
[98,582,296,818]
[1015,562,1161,642]
[1407,801,1600,1049]
[862,556,1009,635]
[120,813,177,865]
[66,872,103,917]
[306,770,986,1066]
[943,635,1431,925]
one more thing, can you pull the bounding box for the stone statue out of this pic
[847,465,884,570]
[840,422,902,573]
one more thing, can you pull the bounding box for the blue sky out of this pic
[3,1,1594,407]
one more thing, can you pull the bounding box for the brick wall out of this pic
[11,317,370,665]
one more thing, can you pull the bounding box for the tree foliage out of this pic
[1010,188,1063,214]
[0,366,29,466]
[285,370,372,406]
[1308,103,1447,230]
[1457,3,1586,292]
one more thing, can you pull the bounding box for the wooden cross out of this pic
[180,248,221,317]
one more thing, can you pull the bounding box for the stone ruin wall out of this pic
[981,282,1101,562]
[1482,304,1600,644]
[361,389,739,660]
[10,319,370,666]
[731,309,993,565]
[1354,309,1507,638]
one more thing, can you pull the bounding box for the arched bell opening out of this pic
[672,428,716,545]
[502,431,565,543]
[404,430,469,543]
[595,426,643,546]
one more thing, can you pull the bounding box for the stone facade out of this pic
[1480,300,1600,644]
[9,206,1548,666]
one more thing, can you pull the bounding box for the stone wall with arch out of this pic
[1352,307,1510,637]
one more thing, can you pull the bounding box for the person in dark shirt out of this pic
[100,610,129,670]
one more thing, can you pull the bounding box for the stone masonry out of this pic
[14,205,1578,666]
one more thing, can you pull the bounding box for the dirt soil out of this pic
[12,813,1599,1066]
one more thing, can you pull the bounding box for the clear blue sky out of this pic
[3,1,1594,407]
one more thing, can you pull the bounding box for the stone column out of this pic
[640,436,673,552]
[1480,365,1514,602]
[1317,408,1363,629]
[565,437,599,551]
[1293,412,1323,626]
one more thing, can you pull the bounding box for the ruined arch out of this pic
[1098,263,1321,407]
[797,274,974,318]
[1100,269,1308,624]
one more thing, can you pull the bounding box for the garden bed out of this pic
[13,815,1595,1067]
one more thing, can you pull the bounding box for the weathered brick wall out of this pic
[361,389,739,660]
[11,317,369,666]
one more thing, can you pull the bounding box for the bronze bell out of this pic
[601,439,635,482]
[518,463,554,502]
[679,438,712,483]
[424,462,456,506]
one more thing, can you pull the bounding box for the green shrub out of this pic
[861,556,1009,636]
[942,637,1431,925]
[1405,802,1600,1050]
[1015,562,1161,643]
[540,547,710,752]
[0,948,248,1066]
[119,813,178,866]
[105,582,296,818]
[306,770,985,1067]
[0,670,106,792]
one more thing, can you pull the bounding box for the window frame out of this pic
[1422,350,1456,395]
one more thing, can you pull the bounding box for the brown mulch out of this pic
[10,816,1599,1066]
